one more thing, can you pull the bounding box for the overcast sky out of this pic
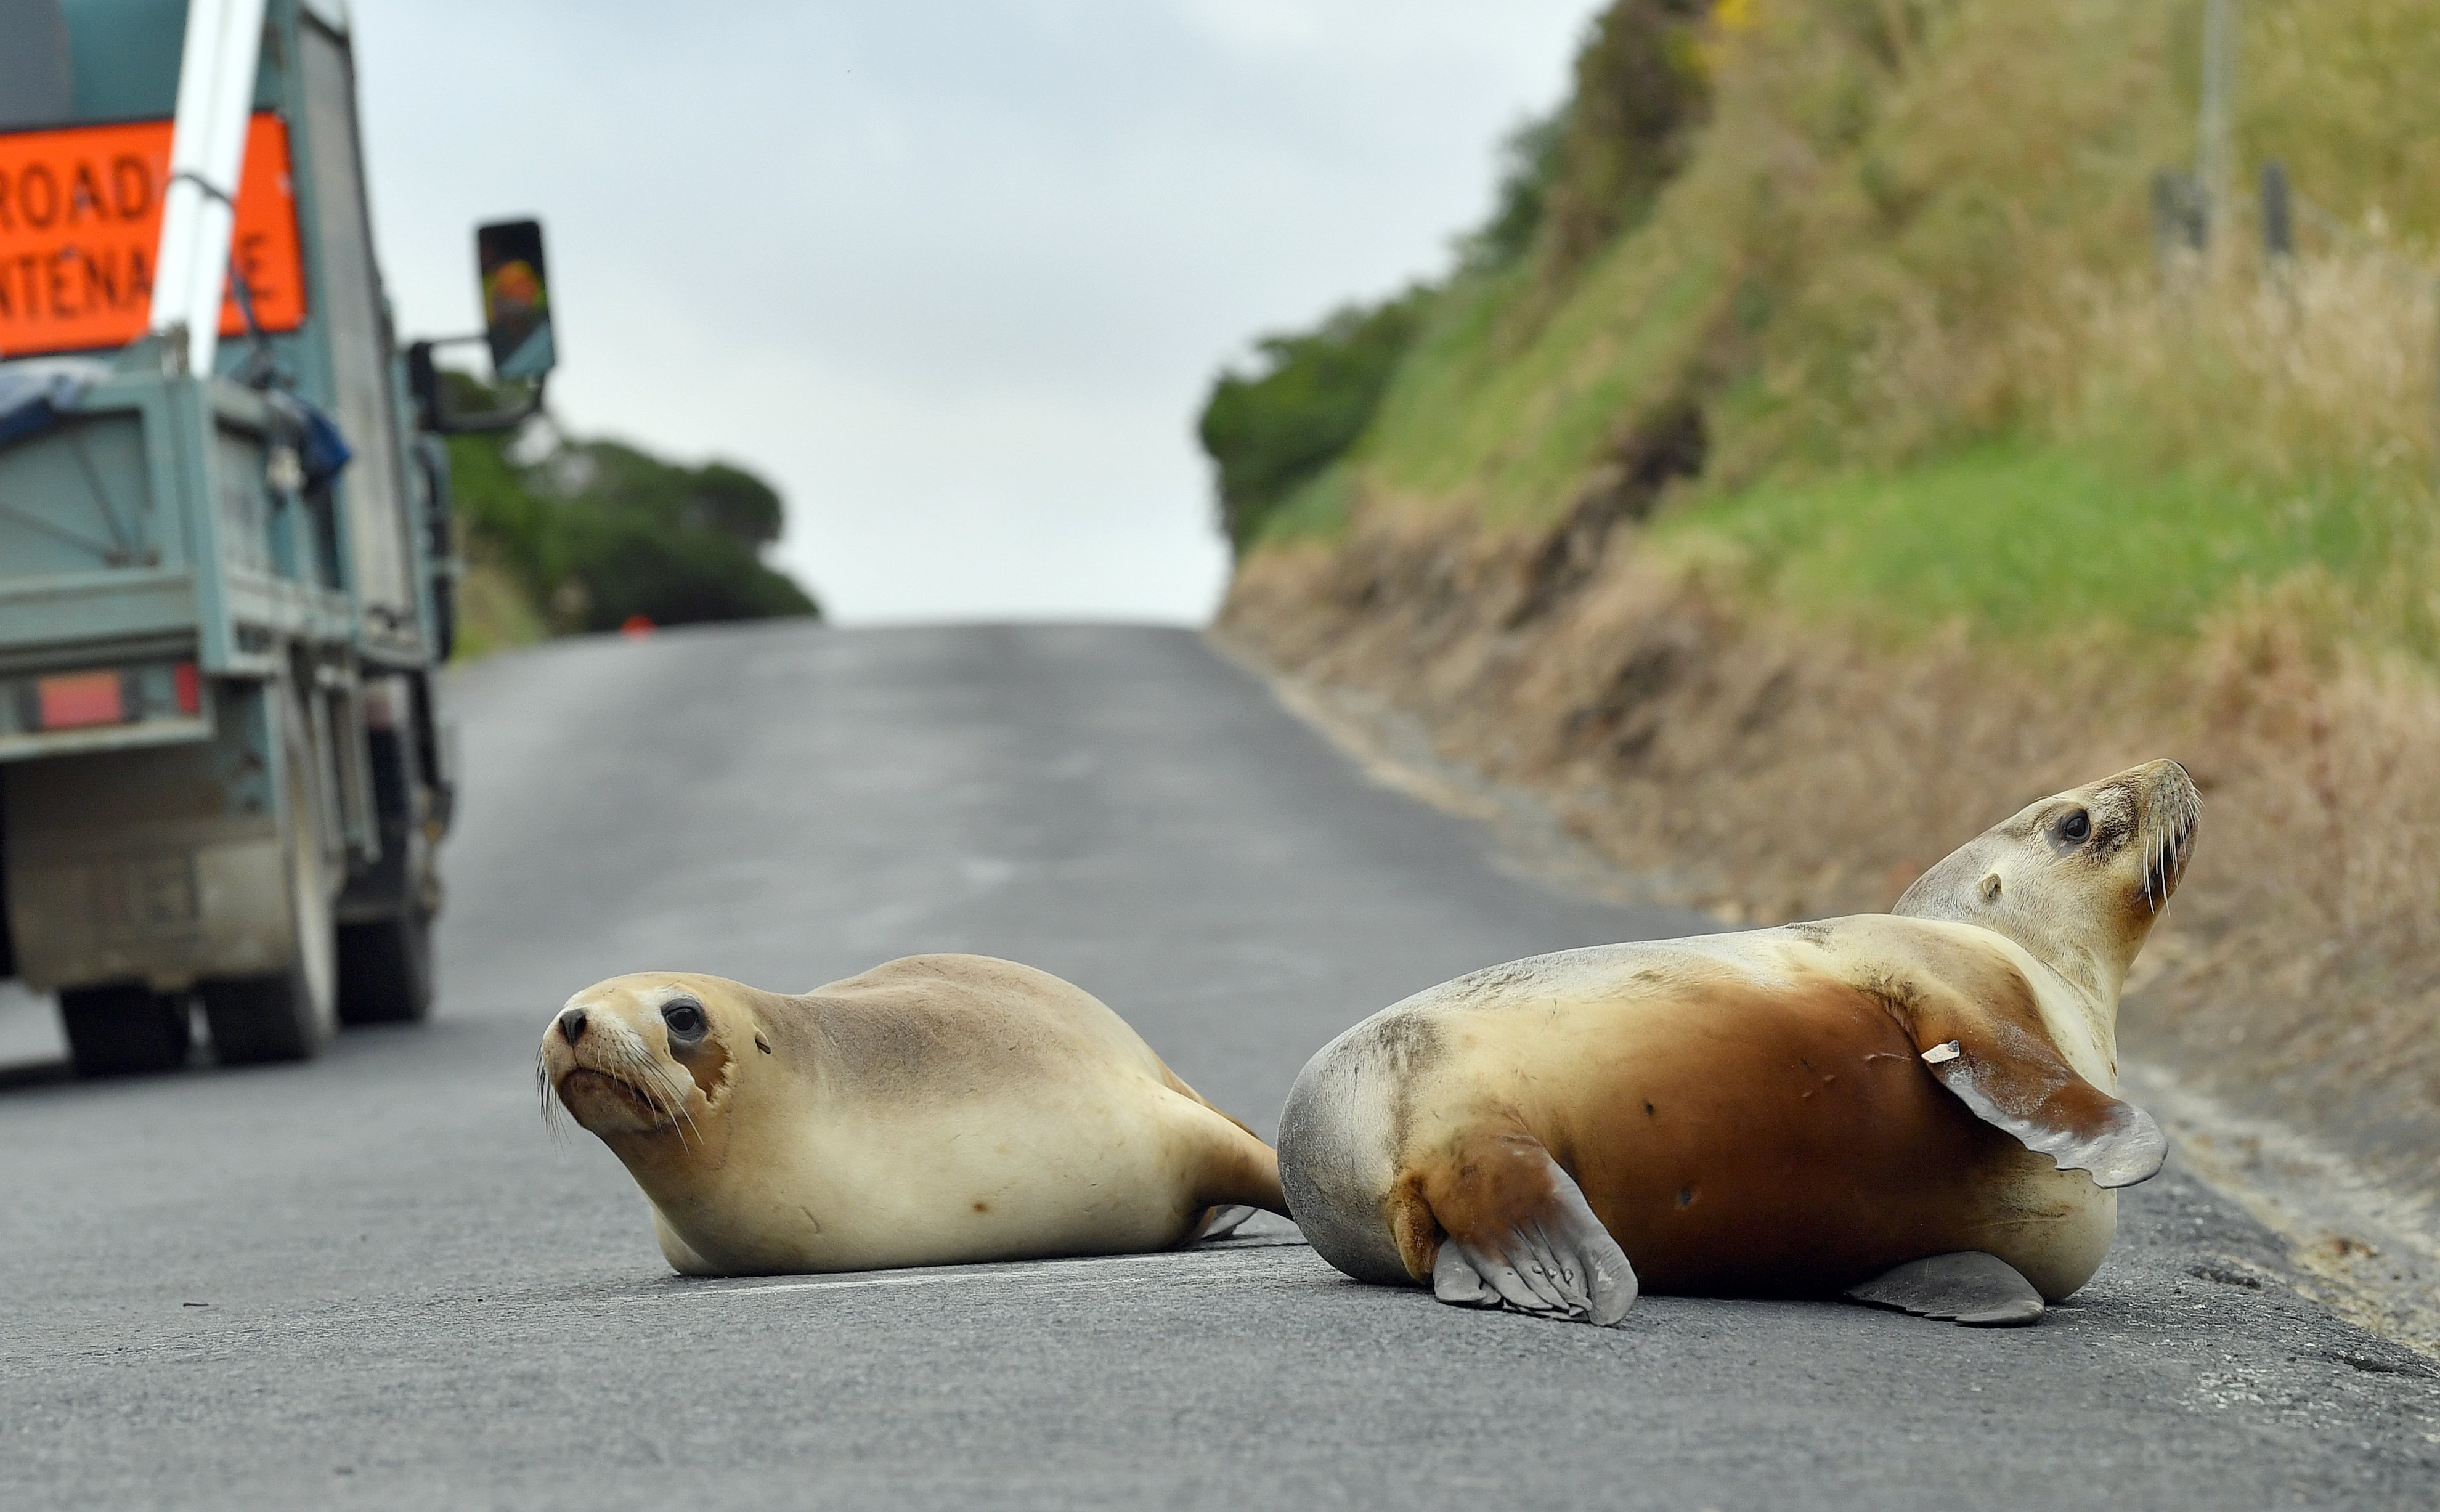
[352,1,1593,624]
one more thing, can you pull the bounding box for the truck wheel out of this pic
[336,905,433,1025]
[58,985,192,1077]
[201,711,338,1065]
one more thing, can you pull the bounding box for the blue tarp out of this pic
[0,359,112,450]
[266,391,356,488]
[0,359,354,489]
[298,402,353,487]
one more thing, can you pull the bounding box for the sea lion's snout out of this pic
[2125,758,2202,914]
[539,981,710,1139]
[2030,757,2200,921]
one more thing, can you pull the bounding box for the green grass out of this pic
[449,554,549,662]
[1359,242,1722,526]
[1661,439,2407,641]
[1253,461,1360,548]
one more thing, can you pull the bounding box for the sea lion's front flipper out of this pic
[1845,1251,2044,1327]
[1413,1132,1638,1327]
[1874,946,2168,1189]
[1911,1021,2166,1188]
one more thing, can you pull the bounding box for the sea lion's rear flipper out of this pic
[1187,1204,1259,1244]
[1410,1131,1638,1327]
[1159,1062,1294,1221]
[1877,948,2168,1189]
[1845,1251,2044,1327]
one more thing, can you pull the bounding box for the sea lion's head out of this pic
[539,972,767,1147]
[1894,759,2200,1001]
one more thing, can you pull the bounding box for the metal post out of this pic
[2198,0,2238,255]
[2259,161,2292,261]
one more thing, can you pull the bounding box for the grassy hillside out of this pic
[1206,0,2439,656]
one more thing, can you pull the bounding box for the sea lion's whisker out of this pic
[664,1062,705,1140]
[587,1035,675,1140]
[615,1043,672,1127]
[622,1041,698,1148]
[648,1060,693,1130]
[536,1052,569,1147]
[639,1063,688,1146]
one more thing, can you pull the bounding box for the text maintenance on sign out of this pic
[0,112,307,359]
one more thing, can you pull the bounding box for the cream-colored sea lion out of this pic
[540,954,1288,1275]
[1279,759,2200,1328]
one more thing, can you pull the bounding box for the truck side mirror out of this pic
[477,219,556,380]
[405,218,558,435]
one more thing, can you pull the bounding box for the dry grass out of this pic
[2064,254,2436,482]
[2152,597,2440,1187]
[448,552,549,662]
[1221,518,2440,1206]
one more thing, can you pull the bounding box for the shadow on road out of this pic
[0,1057,74,1093]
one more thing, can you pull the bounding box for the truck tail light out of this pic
[38,672,126,730]
[4,660,208,747]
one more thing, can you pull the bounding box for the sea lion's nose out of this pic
[558,1008,588,1045]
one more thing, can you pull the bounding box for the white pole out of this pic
[150,0,269,376]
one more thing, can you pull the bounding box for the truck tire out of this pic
[201,707,337,1066]
[336,904,432,1024]
[58,985,192,1077]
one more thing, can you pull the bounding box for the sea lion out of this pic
[540,953,1288,1275]
[1278,758,2200,1328]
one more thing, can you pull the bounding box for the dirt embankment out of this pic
[1218,513,2440,1212]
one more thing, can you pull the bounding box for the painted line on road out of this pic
[586,1240,1314,1306]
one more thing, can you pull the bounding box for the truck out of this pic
[0,0,558,1075]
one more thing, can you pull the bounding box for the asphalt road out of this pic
[5,622,2436,1510]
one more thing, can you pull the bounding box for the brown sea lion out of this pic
[540,954,1288,1275]
[1277,759,2200,1327]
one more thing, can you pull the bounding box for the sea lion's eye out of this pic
[2058,810,2091,844]
[661,999,707,1045]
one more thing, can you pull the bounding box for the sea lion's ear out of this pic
[1882,948,2166,1189]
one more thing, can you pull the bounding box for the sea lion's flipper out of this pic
[1913,1026,2166,1188]
[1168,1099,1292,1219]
[1845,1251,2044,1327]
[1189,1203,1259,1243]
[1158,1063,1295,1219]
[1873,943,2168,1189]
[1157,1059,1264,1141]
[1414,1132,1638,1327]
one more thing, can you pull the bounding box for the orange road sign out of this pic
[0,112,307,359]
